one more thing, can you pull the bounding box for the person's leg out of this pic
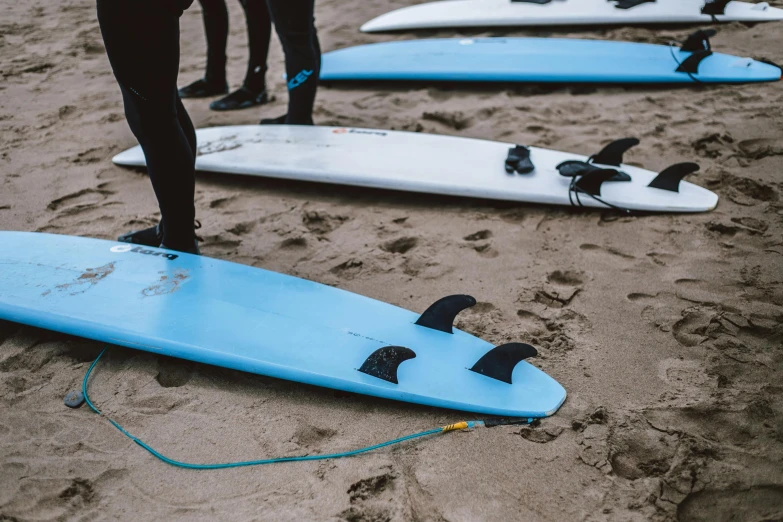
[265,0,320,125]
[176,94,198,158]
[202,0,229,86]
[241,0,271,92]
[179,0,230,98]
[97,0,199,253]
[209,0,271,111]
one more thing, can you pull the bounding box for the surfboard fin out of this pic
[702,0,730,15]
[575,169,626,196]
[415,294,477,334]
[505,145,535,174]
[469,343,538,384]
[611,0,655,9]
[680,29,716,53]
[510,0,554,4]
[648,162,700,192]
[675,30,715,74]
[676,50,713,74]
[358,346,417,384]
[589,138,640,167]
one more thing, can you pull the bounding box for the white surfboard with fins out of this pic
[361,0,783,32]
[112,125,718,213]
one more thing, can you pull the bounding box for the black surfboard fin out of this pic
[612,0,656,10]
[676,50,713,74]
[676,30,716,74]
[505,145,535,174]
[589,138,640,167]
[681,29,716,53]
[702,0,730,16]
[358,346,416,384]
[415,294,476,334]
[648,162,700,192]
[574,169,625,197]
[469,343,538,384]
[511,0,553,4]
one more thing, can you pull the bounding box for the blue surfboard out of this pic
[0,232,566,417]
[320,33,781,84]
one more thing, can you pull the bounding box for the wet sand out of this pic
[1,0,782,520]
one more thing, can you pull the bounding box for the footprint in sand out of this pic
[291,423,337,448]
[382,236,418,254]
[227,221,256,236]
[39,184,121,233]
[455,302,502,337]
[462,230,498,258]
[657,357,713,403]
[646,251,677,266]
[673,278,727,306]
[706,217,767,237]
[737,138,783,160]
[463,230,492,241]
[531,270,586,308]
[340,472,398,522]
[422,110,473,131]
[47,187,115,212]
[672,307,713,347]
[606,414,679,481]
[199,233,241,253]
[208,196,233,209]
[677,485,783,522]
[517,420,565,443]
[514,309,582,354]
[70,146,113,165]
[280,236,308,249]
[692,132,735,159]
[329,258,364,280]
[58,478,95,505]
[708,171,778,206]
[302,210,349,235]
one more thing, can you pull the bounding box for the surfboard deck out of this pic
[0,232,566,417]
[319,37,781,84]
[112,125,718,213]
[361,0,783,32]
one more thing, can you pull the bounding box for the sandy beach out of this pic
[1,0,782,520]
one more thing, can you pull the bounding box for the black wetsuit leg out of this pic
[200,0,230,86]
[97,0,198,251]
[239,0,272,92]
[179,0,229,97]
[207,0,272,110]
[266,0,320,125]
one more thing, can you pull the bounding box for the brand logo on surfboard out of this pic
[110,245,178,261]
[332,128,388,137]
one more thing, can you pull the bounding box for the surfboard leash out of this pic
[77,346,533,470]
[566,177,635,214]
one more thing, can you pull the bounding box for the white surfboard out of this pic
[361,0,783,32]
[112,126,718,213]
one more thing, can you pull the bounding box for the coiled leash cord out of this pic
[567,177,634,214]
[80,347,532,470]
